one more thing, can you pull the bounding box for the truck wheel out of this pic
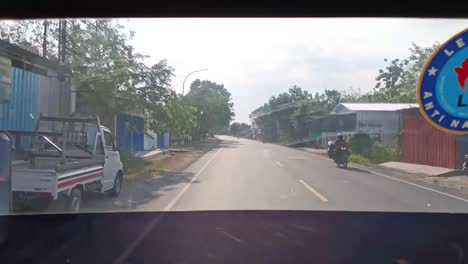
[66,188,82,213]
[111,173,123,197]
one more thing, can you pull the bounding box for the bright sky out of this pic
[124,18,468,123]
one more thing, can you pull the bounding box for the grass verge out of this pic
[348,153,372,165]
[120,137,220,183]
[119,149,174,183]
[123,154,176,183]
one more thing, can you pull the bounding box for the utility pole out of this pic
[58,20,67,63]
[181,68,208,95]
[42,21,48,58]
[57,21,61,62]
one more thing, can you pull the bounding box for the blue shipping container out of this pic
[116,113,144,152]
[0,67,38,131]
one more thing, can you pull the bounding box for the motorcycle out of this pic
[332,146,350,168]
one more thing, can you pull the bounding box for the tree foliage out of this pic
[230,122,251,137]
[0,19,202,138]
[184,79,235,140]
[371,42,439,103]
[349,133,373,155]
[251,43,438,143]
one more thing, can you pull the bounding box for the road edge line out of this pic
[360,167,468,203]
[163,149,221,211]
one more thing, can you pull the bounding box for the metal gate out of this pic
[115,113,144,152]
[401,109,457,169]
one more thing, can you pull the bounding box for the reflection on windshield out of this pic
[0,18,467,215]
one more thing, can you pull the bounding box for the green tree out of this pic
[321,89,342,112]
[373,42,439,103]
[230,122,251,137]
[1,19,181,135]
[290,100,323,138]
[185,79,235,140]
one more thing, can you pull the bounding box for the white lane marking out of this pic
[362,168,468,203]
[288,157,310,160]
[164,149,221,211]
[274,160,284,167]
[217,228,242,243]
[299,179,329,202]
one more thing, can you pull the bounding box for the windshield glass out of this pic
[0,18,468,215]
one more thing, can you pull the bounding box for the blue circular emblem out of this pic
[418,29,468,134]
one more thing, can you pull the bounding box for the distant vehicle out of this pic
[328,141,350,168]
[6,115,123,213]
[333,146,350,168]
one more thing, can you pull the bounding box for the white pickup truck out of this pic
[8,115,123,212]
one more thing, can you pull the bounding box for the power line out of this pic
[382,88,416,103]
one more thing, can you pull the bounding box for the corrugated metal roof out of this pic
[332,103,419,114]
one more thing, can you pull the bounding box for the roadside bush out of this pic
[368,142,399,164]
[118,149,147,174]
[348,154,371,165]
[347,133,400,165]
[349,133,373,155]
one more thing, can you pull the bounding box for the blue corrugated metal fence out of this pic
[116,113,144,152]
[0,67,38,131]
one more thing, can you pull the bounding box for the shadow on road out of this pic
[79,138,223,213]
[81,170,195,212]
[215,140,241,149]
[437,170,465,177]
[342,167,372,174]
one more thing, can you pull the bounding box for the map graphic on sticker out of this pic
[418,28,468,134]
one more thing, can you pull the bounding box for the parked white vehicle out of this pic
[8,115,123,212]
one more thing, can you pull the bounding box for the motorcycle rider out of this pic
[334,134,348,149]
[331,134,350,165]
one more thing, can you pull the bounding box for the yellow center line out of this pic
[299,179,329,202]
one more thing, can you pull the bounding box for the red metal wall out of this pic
[401,109,457,169]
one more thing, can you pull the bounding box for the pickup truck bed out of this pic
[12,163,104,200]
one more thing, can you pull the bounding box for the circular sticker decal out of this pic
[418,28,468,134]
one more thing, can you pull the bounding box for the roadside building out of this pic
[315,103,418,147]
[249,102,298,142]
[400,108,468,169]
[0,40,72,132]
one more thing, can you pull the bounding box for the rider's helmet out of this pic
[337,133,343,140]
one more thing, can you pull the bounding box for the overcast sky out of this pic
[124,18,468,123]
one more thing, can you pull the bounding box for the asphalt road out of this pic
[6,135,468,263]
[80,135,468,213]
